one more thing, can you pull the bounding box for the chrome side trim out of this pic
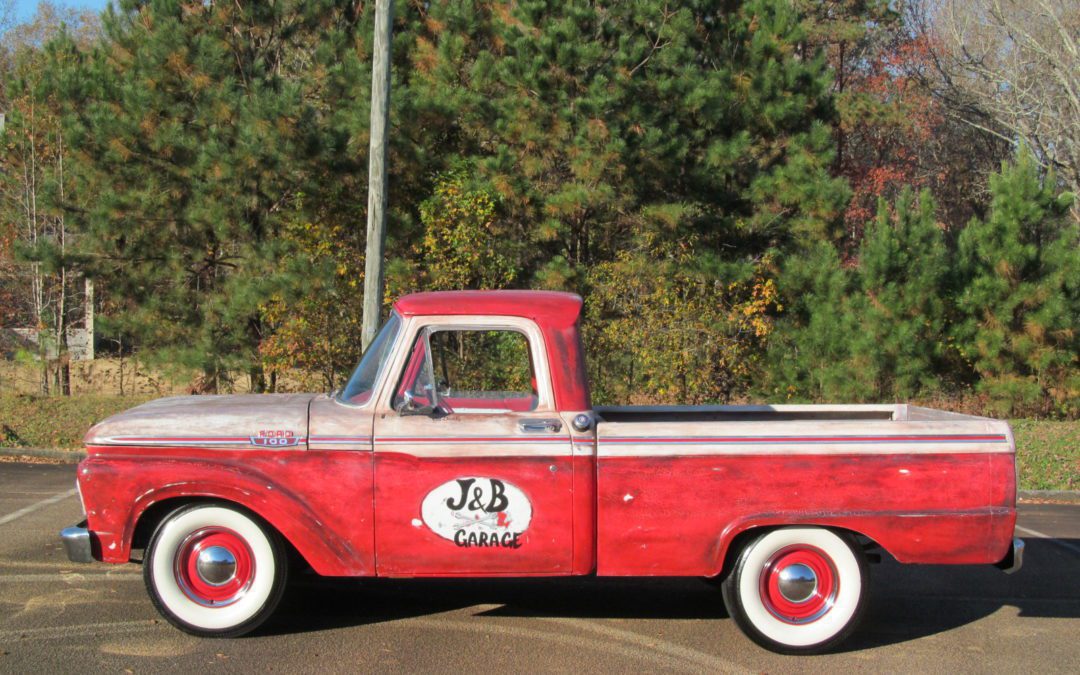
[995,537,1024,574]
[60,521,93,563]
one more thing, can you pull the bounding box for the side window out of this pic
[395,328,539,414]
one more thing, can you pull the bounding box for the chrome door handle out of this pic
[518,419,562,433]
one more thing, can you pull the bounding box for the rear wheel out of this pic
[144,503,287,637]
[721,527,867,654]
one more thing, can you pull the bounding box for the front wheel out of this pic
[144,503,288,637]
[721,527,867,654]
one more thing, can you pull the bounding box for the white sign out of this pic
[421,477,532,548]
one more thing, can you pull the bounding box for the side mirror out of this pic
[397,389,448,418]
[397,390,429,416]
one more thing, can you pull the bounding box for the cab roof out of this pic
[393,290,583,326]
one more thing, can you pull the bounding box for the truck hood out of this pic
[85,393,317,449]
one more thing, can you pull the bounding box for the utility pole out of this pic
[362,0,394,351]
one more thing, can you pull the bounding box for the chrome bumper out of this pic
[59,521,93,563]
[995,537,1024,574]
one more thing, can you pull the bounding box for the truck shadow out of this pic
[840,536,1080,652]
[264,538,1079,651]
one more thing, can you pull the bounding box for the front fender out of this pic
[79,448,374,576]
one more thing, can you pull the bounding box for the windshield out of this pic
[338,312,402,405]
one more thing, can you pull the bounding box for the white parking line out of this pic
[0,573,142,582]
[405,617,731,673]
[1016,525,1080,556]
[0,620,159,642]
[0,488,77,526]
[541,616,751,673]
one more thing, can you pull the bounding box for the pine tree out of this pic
[48,0,347,391]
[761,190,954,401]
[851,189,951,398]
[757,241,863,400]
[23,0,889,401]
[409,0,850,289]
[954,152,1079,416]
[397,0,852,405]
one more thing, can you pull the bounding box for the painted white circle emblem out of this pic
[421,477,532,548]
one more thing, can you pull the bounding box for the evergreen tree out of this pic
[47,0,348,391]
[761,190,953,401]
[396,0,852,404]
[955,152,1079,416]
[757,241,863,400]
[851,189,951,398]
[409,0,850,289]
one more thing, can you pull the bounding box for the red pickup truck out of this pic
[61,290,1022,653]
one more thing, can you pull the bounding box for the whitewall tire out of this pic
[721,527,867,654]
[144,503,288,637]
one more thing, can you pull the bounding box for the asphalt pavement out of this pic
[1,461,1077,673]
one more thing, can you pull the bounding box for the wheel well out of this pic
[129,497,309,570]
[131,497,216,552]
[715,525,883,580]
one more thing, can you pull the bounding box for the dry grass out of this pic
[0,394,152,450]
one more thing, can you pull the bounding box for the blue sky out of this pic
[11,0,110,23]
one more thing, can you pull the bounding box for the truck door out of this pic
[372,317,575,576]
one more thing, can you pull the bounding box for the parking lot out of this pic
[1,461,1077,673]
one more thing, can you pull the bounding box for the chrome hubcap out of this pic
[196,545,237,586]
[777,563,817,603]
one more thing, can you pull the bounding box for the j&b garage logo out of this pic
[421,477,532,548]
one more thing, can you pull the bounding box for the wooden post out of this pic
[85,277,94,360]
[362,0,394,351]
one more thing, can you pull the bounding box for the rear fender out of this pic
[712,507,1015,575]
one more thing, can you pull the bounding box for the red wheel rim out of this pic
[174,527,255,607]
[758,544,838,624]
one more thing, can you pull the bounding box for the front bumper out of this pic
[994,537,1024,574]
[59,520,93,563]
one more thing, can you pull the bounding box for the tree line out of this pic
[0,0,1076,417]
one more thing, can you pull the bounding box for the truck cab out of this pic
[307,290,596,577]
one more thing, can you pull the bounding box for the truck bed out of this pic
[590,404,1016,576]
